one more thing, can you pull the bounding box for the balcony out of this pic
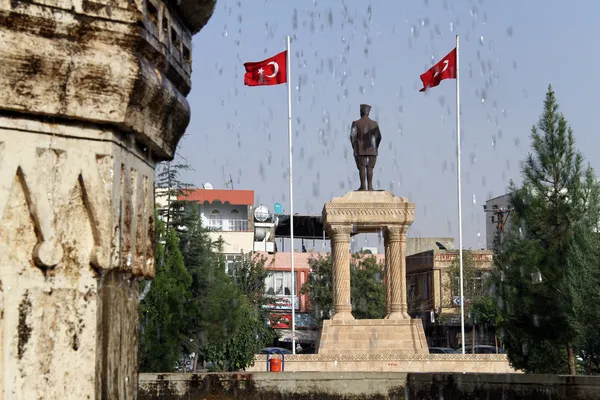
[208,218,249,232]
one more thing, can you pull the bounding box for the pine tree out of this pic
[178,213,245,358]
[492,85,600,374]
[139,219,192,372]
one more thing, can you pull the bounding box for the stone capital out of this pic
[0,0,216,161]
[384,225,408,242]
[327,224,353,243]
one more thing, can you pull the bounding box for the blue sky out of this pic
[179,0,600,250]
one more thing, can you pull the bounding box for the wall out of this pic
[406,237,455,255]
[139,372,600,400]
[406,373,600,400]
[138,372,407,400]
[208,231,254,254]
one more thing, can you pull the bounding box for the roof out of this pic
[178,189,254,205]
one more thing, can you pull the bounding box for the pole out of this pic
[286,35,296,355]
[455,34,465,355]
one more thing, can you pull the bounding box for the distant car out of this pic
[461,345,505,354]
[262,347,293,355]
[429,347,458,354]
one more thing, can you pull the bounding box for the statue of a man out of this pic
[350,104,382,191]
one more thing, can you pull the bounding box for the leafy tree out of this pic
[350,253,386,319]
[301,253,386,321]
[139,218,192,372]
[301,254,333,321]
[491,85,600,374]
[200,253,276,371]
[178,213,244,359]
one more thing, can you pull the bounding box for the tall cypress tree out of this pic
[492,85,600,374]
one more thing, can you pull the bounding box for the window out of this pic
[225,254,242,275]
[265,271,297,297]
[145,0,158,25]
[209,209,222,230]
[421,273,430,300]
[227,209,248,231]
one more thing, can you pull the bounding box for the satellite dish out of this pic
[254,205,270,222]
[204,182,213,190]
[274,202,283,214]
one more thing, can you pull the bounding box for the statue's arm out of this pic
[350,122,357,150]
[375,125,382,148]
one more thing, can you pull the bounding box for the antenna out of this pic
[224,174,234,190]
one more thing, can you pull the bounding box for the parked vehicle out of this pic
[461,345,505,354]
[428,347,459,354]
[262,347,293,355]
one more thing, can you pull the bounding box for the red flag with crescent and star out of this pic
[244,50,287,86]
[419,47,457,92]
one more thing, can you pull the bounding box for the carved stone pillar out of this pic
[384,234,391,315]
[0,0,215,398]
[385,226,409,319]
[328,225,354,320]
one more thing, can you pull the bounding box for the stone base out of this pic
[246,354,518,373]
[317,318,428,355]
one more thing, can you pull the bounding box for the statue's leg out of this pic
[355,156,366,191]
[367,156,376,191]
[359,166,367,191]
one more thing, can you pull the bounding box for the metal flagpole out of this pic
[455,34,466,355]
[286,35,297,355]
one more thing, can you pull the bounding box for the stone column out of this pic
[385,226,409,319]
[0,0,215,398]
[328,225,354,320]
[384,234,391,315]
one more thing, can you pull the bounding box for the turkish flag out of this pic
[419,48,457,92]
[244,50,287,86]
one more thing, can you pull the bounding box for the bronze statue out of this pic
[350,104,382,191]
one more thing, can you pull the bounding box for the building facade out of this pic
[406,249,494,348]
[180,188,255,271]
[484,194,512,250]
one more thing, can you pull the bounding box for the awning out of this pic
[274,329,319,344]
[275,214,359,240]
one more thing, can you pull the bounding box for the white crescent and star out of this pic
[257,61,279,78]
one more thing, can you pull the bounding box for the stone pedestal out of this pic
[0,0,215,398]
[318,191,428,355]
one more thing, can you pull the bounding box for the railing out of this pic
[207,219,249,232]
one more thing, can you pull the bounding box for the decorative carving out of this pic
[254,353,510,362]
[384,225,409,242]
[0,126,155,277]
[324,205,415,216]
[327,224,353,241]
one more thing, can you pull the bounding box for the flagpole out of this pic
[286,35,297,355]
[455,34,465,355]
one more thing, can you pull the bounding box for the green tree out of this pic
[200,253,275,371]
[447,250,488,305]
[139,218,192,372]
[301,253,386,321]
[178,213,244,362]
[492,85,600,374]
[351,253,386,319]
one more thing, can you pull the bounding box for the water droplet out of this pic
[479,36,484,46]
[472,194,477,205]
[450,22,454,32]
[506,26,513,38]
[491,135,496,147]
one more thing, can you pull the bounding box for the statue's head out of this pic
[360,104,371,117]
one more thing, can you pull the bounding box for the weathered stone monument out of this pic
[0,0,214,398]
[317,191,428,355]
